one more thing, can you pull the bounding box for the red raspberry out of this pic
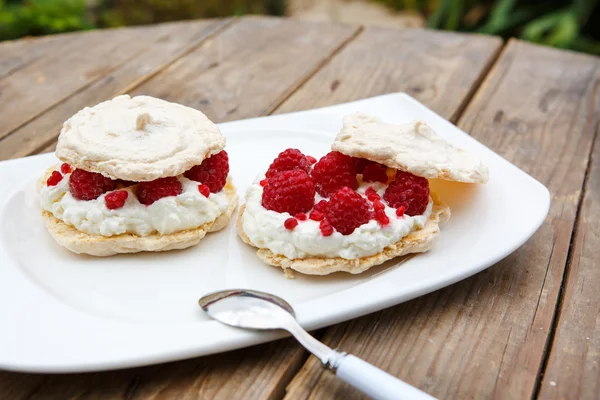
[312,151,357,197]
[375,209,390,226]
[396,206,406,217]
[362,163,388,183]
[104,190,128,210]
[47,171,63,186]
[260,179,268,187]
[198,184,210,198]
[325,187,370,235]
[372,199,385,211]
[184,150,229,193]
[320,219,334,236]
[262,170,315,215]
[284,218,298,230]
[309,210,324,221]
[295,212,307,221]
[266,148,311,178]
[137,177,182,205]
[384,171,430,216]
[354,158,370,173]
[365,187,380,201]
[69,169,116,200]
[60,163,72,174]
[313,200,329,214]
[306,156,317,165]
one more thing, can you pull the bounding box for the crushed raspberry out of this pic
[266,148,311,178]
[396,206,406,217]
[295,213,307,221]
[262,170,315,215]
[365,187,380,201]
[284,218,298,230]
[60,163,72,174]
[354,158,370,173]
[46,171,63,186]
[312,151,357,197]
[137,177,182,205]
[319,219,334,236]
[375,209,390,226]
[313,200,329,214]
[69,169,115,200]
[325,187,370,235]
[260,179,268,187]
[306,155,317,165]
[362,163,388,183]
[198,184,210,198]
[184,150,229,193]
[309,210,324,221]
[372,199,385,211]
[104,190,128,210]
[384,171,430,216]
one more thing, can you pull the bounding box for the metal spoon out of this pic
[199,289,436,400]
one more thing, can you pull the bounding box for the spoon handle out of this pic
[334,354,437,400]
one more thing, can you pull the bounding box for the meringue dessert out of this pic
[237,113,488,276]
[40,95,237,256]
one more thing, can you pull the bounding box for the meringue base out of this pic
[237,192,450,276]
[43,182,238,257]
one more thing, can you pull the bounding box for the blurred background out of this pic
[0,0,599,54]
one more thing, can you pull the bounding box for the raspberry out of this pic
[198,184,210,198]
[375,209,390,226]
[312,151,357,197]
[313,200,329,214]
[354,158,370,173]
[396,206,406,217]
[262,170,315,215]
[372,199,385,211]
[137,177,182,205]
[295,213,307,221]
[309,210,324,221]
[306,156,317,165]
[266,148,311,178]
[362,163,388,183]
[104,190,128,210]
[60,163,72,174]
[325,187,370,235]
[365,187,380,201]
[46,171,63,186]
[260,179,268,187]
[284,218,298,230]
[320,219,334,236]
[184,150,229,193]
[384,171,430,216]
[69,169,115,200]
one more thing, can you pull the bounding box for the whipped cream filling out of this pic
[242,178,432,260]
[40,174,230,237]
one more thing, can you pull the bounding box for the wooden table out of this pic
[1,16,599,400]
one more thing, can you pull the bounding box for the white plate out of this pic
[0,93,549,373]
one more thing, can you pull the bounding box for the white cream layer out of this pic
[242,178,432,260]
[40,174,230,237]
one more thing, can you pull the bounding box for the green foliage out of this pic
[0,0,92,40]
[377,0,600,54]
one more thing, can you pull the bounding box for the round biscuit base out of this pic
[237,193,450,276]
[43,182,238,257]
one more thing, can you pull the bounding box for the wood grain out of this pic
[129,16,359,122]
[0,19,231,161]
[538,73,600,398]
[276,27,502,121]
[283,39,600,399]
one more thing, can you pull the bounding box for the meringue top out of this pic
[56,95,225,181]
[332,113,489,184]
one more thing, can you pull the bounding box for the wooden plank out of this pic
[0,16,359,400]
[538,79,600,396]
[283,39,600,399]
[0,19,231,161]
[276,27,502,121]
[128,16,360,122]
